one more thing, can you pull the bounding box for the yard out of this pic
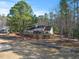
[0,33,79,59]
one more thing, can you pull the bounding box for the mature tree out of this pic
[49,12,54,26]
[71,0,79,38]
[49,12,59,33]
[44,13,49,25]
[7,0,33,32]
[59,0,69,37]
[32,15,38,25]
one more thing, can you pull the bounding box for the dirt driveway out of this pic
[0,51,22,59]
[0,33,22,59]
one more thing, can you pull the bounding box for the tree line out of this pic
[7,0,79,39]
[54,0,79,39]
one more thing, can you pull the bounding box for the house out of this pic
[23,25,54,35]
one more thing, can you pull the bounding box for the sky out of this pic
[0,0,60,16]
